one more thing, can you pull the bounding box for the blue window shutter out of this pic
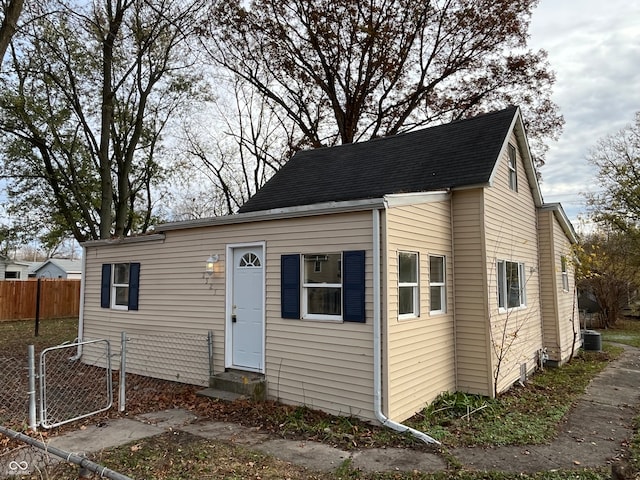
[128,263,141,311]
[343,250,365,322]
[281,254,300,319]
[100,264,111,308]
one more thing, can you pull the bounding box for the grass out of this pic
[405,345,623,447]
[600,317,640,347]
[0,316,79,358]
[38,431,332,480]
[37,435,613,480]
[3,317,640,479]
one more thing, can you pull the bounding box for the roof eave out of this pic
[82,233,167,248]
[155,198,388,233]
[540,203,579,244]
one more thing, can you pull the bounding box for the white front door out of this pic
[230,246,264,371]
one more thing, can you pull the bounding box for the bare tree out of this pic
[575,231,640,328]
[489,260,538,397]
[174,75,298,216]
[203,0,562,165]
[0,0,208,242]
[586,112,640,233]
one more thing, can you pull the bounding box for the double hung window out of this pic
[561,256,569,292]
[429,255,446,314]
[497,260,526,309]
[280,251,365,323]
[398,252,419,318]
[112,263,130,309]
[303,254,342,319]
[101,262,140,311]
[508,144,518,192]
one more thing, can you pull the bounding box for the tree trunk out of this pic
[99,1,126,239]
[0,0,24,65]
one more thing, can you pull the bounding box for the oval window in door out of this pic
[239,252,261,268]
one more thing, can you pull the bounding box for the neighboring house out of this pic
[0,255,7,279]
[4,260,36,279]
[80,106,579,425]
[33,259,82,279]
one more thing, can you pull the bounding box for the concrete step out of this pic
[196,388,246,402]
[204,369,267,400]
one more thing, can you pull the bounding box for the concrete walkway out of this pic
[450,345,640,473]
[2,346,638,477]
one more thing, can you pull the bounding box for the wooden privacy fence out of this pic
[0,279,80,321]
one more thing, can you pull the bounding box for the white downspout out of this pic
[71,245,87,360]
[372,208,440,445]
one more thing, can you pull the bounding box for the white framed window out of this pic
[302,253,342,320]
[561,256,569,292]
[497,260,526,310]
[508,144,518,192]
[429,255,446,314]
[111,263,130,310]
[398,251,419,318]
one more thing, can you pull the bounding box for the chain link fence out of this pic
[116,331,212,412]
[1,329,213,477]
[40,339,113,428]
[0,355,29,429]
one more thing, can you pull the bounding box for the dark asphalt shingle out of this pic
[239,106,518,213]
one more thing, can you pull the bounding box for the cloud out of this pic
[529,0,640,224]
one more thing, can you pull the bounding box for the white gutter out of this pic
[372,208,440,445]
[72,245,87,360]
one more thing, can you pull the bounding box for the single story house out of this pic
[4,260,36,279]
[33,259,82,279]
[79,106,579,428]
[0,257,37,279]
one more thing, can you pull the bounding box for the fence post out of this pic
[207,330,214,378]
[34,278,41,336]
[27,345,37,431]
[119,331,126,412]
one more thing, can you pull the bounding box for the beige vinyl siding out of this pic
[551,215,580,363]
[452,188,492,395]
[83,211,376,420]
[385,200,455,422]
[538,211,558,360]
[484,132,543,395]
[538,210,580,364]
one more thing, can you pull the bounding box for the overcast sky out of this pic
[529,0,640,228]
[2,1,638,233]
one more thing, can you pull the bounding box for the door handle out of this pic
[232,314,237,323]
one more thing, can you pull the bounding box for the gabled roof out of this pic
[34,258,82,274]
[240,106,526,214]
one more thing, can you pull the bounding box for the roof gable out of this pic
[35,259,82,274]
[240,106,521,213]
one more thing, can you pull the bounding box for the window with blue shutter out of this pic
[281,254,301,318]
[100,262,140,310]
[281,251,365,323]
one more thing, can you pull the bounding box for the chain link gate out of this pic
[39,339,113,429]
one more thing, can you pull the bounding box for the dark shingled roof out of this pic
[239,106,519,213]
